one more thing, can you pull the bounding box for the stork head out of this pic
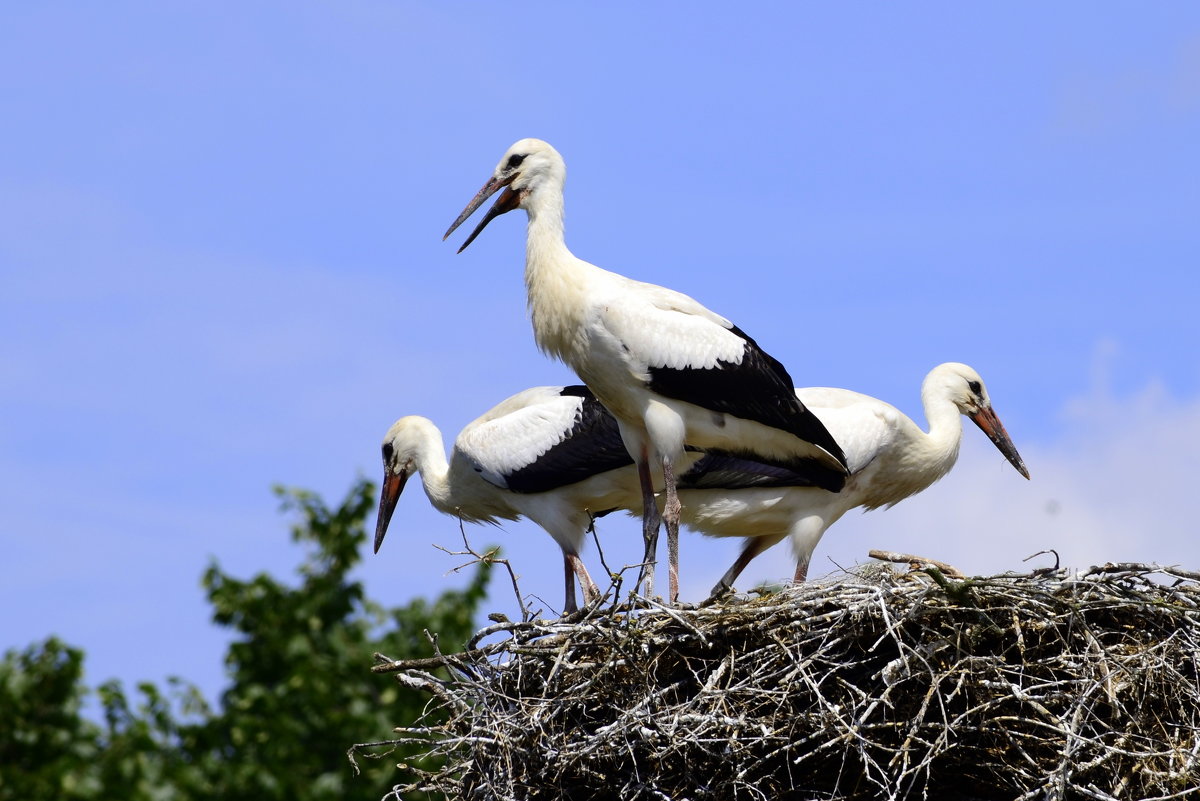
[374,417,425,554]
[444,138,565,252]
[927,363,1030,480]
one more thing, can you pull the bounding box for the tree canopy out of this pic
[0,479,489,801]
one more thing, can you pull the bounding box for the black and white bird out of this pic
[676,363,1030,594]
[375,384,689,614]
[444,138,849,602]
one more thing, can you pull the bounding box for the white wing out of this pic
[796,387,901,475]
[456,387,585,486]
[597,279,746,371]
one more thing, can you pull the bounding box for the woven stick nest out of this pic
[368,559,1200,800]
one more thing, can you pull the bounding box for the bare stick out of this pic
[431,519,531,622]
[1023,548,1061,570]
[868,549,966,578]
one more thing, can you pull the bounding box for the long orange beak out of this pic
[968,405,1031,479]
[373,471,410,554]
[444,175,522,253]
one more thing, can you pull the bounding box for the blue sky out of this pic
[3,4,1199,704]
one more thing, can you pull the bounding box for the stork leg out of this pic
[562,554,579,615]
[636,456,661,598]
[661,456,681,604]
[793,555,810,583]
[710,536,773,598]
[566,552,601,606]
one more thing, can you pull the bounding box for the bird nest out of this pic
[367,560,1200,800]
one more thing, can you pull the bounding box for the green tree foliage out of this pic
[0,639,214,800]
[0,479,490,801]
[0,638,98,800]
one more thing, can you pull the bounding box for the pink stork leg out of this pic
[636,453,661,598]
[793,555,810,583]
[567,552,600,608]
[562,555,579,614]
[661,456,681,604]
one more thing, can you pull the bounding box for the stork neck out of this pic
[918,390,966,478]
[522,186,586,361]
[407,420,454,511]
[524,188,570,264]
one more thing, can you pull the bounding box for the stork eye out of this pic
[382,442,394,462]
[968,380,982,395]
[506,153,526,170]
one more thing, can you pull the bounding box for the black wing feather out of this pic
[503,386,634,494]
[679,451,843,491]
[646,324,848,476]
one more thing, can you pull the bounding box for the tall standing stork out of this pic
[676,363,1030,594]
[444,139,849,601]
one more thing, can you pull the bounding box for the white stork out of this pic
[375,384,691,614]
[675,363,1030,594]
[443,138,849,602]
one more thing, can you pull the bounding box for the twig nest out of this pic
[373,563,1200,800]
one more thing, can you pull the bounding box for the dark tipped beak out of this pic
[444,175,522,253]
[969,405,1031,480]
[373,471,409,554]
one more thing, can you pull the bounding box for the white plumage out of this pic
[373,385,647,614]
[376,366,1028,607]
[677,363,1031,593]
[444,138,849,602]
[463,391,585,486]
